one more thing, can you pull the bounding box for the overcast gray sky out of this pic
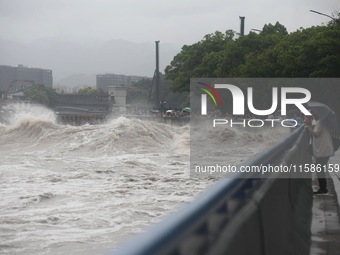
[0,0,338,45]
[0,0,339,83]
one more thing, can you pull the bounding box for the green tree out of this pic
[23,84,57,107]
[77,87,107,95]
[165,21,340,92]
[165,30,236,92]
[127,77,189,109]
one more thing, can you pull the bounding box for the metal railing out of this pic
[108,126,312,255]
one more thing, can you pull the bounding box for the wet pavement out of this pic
[310,151,340,255]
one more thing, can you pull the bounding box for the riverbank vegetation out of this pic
[164,16,340,114]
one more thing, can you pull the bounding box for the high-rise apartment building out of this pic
[0,65,53,93]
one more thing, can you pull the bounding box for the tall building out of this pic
[96,73,148,91]
[0,64,53,93]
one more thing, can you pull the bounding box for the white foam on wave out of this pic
[0,108,290,255]
[6,103,57,126]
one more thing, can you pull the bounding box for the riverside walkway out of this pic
[310,151,340,255]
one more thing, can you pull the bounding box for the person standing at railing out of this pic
[304,111,334,194]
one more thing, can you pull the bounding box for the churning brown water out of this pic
[0,104,287,254]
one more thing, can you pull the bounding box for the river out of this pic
[0,104,287,254]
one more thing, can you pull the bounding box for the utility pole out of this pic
[155,41,160,109]
[240,16,245,36]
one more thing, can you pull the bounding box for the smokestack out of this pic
[239,16,245,36]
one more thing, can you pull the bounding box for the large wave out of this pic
[0,104,289,255]
[0,104,287,158]
[0,104,189,156]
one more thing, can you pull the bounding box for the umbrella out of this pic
[304,101,339,131]
[182,107,191,112]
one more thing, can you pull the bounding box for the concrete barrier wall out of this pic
[207,129,313,255]
[208,200,264,255]
[109,127,313,255]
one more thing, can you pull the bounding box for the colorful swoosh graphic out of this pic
[197,82,223,106]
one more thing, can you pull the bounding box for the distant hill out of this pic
[56,74,96,88]
[0,37,181,85]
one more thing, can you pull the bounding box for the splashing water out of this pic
[0,104,287,254]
